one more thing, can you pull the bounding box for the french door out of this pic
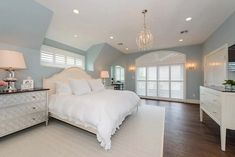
[136,64,185,100]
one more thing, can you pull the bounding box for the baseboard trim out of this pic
[140,96,199,105]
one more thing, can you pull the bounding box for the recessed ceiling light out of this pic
[74,34,78,38]
[126,48,129,51]
[110,36,114,39]
[186,17,192,21]
[179,39,183,42]
[73,9,79,14]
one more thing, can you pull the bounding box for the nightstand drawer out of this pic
[0,111,46,137]
[0,101,46,121]
[0,91,46,108]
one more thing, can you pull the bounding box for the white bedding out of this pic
[49,89,140,150]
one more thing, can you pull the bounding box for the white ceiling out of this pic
[35,0,235,54]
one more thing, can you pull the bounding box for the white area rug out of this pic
[0,105,165,157]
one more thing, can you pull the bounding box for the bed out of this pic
[43,67,141,150]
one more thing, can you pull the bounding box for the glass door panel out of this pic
[171,82,184,99]
[147,81,157,96]
[136,64,184,100]
[159,66,169,81]
[137,81,146,96]
[137,67,146,80]
[171,65,183,81]
[147,67,157,80]
[158,82,170,98]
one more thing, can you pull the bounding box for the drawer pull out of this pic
[32,118,36,121]
[32,96,36,99]
[32,107,36,110]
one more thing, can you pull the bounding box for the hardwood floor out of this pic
[143,99,235,157]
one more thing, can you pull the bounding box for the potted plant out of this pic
[223,80,235,91]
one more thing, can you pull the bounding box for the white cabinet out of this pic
[200,86,235,151]
[0,89,48,137]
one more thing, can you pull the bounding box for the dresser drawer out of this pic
[0,101,46,121]
[0,111,46,137]
[0,91,46,108]
[211,110,221,122]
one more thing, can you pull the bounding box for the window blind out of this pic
[40,45,85,69]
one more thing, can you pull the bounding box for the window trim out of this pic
[40,45,85,69]
[136,63,186,100]
[114,65,125,82]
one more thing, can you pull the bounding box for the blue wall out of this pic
[86,43,124,78]
[0,0,85,88]
[112,45,203,101]
[0,0,234,102]
[0,0,52,50]
[203,11,235,55]
[43,38,85,55]
[0,42,62,88]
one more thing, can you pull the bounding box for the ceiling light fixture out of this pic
[73,9,79,14]
[110,36,114,39]
[136,9,154,50]
[179,39,183,42]
[126,48,129,51]
[74,34,78,38]
[186,17,192,21]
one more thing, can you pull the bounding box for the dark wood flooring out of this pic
[143,99,235,157]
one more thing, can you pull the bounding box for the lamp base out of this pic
[102,79,106,85]
[3,70,17,92]
[4,80,17,92]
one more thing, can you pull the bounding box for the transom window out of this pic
[40,45,85,69]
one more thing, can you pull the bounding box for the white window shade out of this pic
[40,45,85,69]
[41,51,53,63]
[136,64,185,100]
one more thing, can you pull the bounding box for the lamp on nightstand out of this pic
[100,70,109,85]
[0,50,26,92]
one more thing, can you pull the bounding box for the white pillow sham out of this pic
[69,79,91,95]
[55,82,72,95]
[88,79,105,92]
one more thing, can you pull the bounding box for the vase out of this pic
[232,85,235,91]
[225,84,232,91]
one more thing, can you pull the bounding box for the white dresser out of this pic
[200,86,235,151]
[0,89,48,137]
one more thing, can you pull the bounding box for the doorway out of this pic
[135,51,186,100]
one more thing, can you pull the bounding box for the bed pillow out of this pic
[55,82,72,95]
[88,79,105,92]
[69,79,91,95]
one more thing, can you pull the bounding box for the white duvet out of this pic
[49,89,140,150]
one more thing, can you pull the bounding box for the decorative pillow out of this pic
[69,79,91,95]
[88,79,105,92]
[55,82,72,95]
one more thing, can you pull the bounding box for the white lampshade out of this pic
[100,71,109,78]
[0,50,26,70]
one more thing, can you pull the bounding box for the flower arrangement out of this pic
[0,80,7,86]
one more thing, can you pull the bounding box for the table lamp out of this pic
[100,70,109,85]
[0,50,26,92]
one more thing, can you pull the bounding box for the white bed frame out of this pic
[43,67,97,134]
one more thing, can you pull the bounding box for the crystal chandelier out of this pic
[136,9,154,50]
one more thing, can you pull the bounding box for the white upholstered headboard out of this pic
[43,67,92,95]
